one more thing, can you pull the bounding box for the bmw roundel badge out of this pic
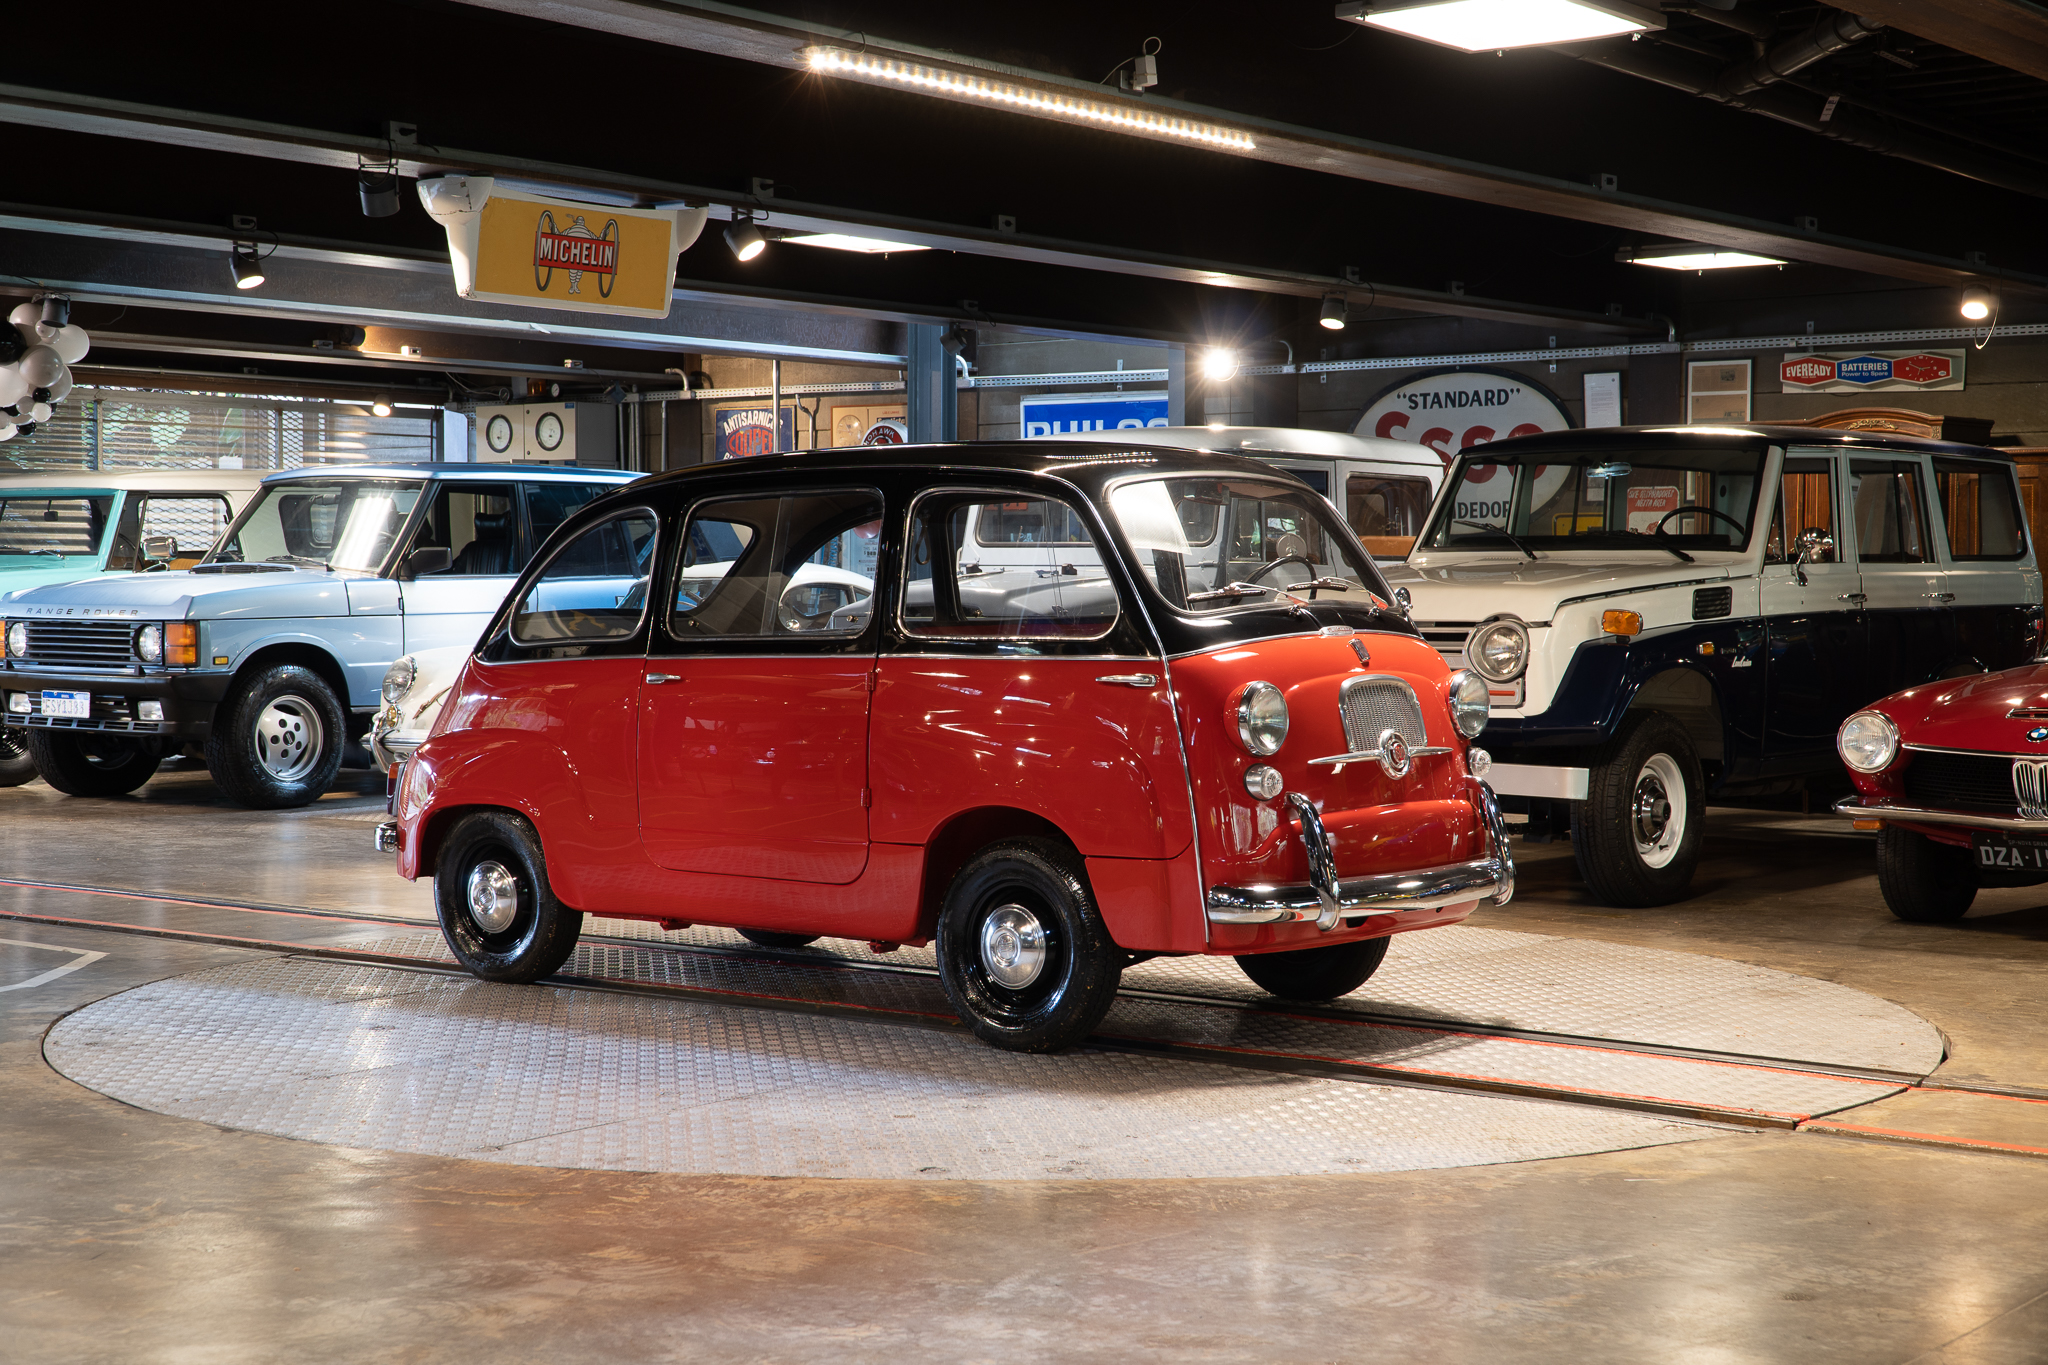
[2029,727,2048,743]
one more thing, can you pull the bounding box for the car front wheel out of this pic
[204,664,345,809]
[25,730,161,796]
[1235,935,1390,999]
[1574,712,1704,908]
[936,839,1121,1052]
[1875,826,1977,923]
[0,727,37,786]
[435,810,583,982]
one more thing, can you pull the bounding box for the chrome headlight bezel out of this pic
[1447,669,1491,739]
[3,620,25,659]
[1837,710,1900,774]
[1233,680,1289,757]
[380,655,418,706]
[135,623,164,664]
[1466,617,1530,684]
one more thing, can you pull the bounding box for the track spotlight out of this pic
[1961,287,1997,322]
[1319,294,1348,331]
[1200,348,1239,381]
[371,395,394,418]
[358,165,401,218]
[230,243,266,290]
[725,214,767,263]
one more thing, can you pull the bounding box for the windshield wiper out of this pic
[1283,577,1362,600]
[26,548,64,557]
[1452,519,1537,561]
[1185,581,1275,604]
[1649,534,1695,564]
[265,554,330,569]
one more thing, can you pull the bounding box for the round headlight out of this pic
[1447,669,1490,739]
[135,623,164,664]
[5,621,26,658]
[380,655,417,705]
[1838,710,1900,774]
[1466,618,1529,683]
[1233,680,1289,756]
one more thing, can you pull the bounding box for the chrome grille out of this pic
[1339,675,1428,752]
[18,620,137,668]
[2016,759,2048,819]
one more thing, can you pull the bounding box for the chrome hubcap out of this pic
[466,860,521,934]
[252,694,323,782]
[1630,753,1687,869]
[980,903,1048,989]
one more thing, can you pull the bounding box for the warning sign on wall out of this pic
[1625,485,1681,533]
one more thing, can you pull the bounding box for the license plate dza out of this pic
[1971,830,2048,871]
[40,690,89,719]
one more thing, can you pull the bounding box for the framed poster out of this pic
[713,406,798,460]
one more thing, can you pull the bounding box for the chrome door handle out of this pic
[1924,592,1956,602]
[1837,593,1866,603]
[1095,673,1158,688]
[645,673,681,684]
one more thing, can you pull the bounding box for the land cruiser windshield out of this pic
[0,495,113,559]
[1108,475,1392,612]
[1423,447,1767,554]
[209,479,424,572]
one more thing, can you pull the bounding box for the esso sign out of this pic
[1354,370,1572,466]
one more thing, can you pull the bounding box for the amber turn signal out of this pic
[1852,818,1886,831]
[165,622,199,667]
[1602,610,1642,636]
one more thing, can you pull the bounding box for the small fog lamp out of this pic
[1837,710,1899,773]
[137,699,165,722]
[6,691,28,714]
[1233,680,1289,756]
[1467,746,1492,779]
[1243,763,1284,800]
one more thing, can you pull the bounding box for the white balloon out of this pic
[51,324,88,364]
[45,370,71,402]
[0,423,15,442]
[27,401,50,423]
[7,302,37,328]
[0,367,25,405]
[18,345,60,386]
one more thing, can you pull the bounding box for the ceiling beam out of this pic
[444,0,2042,294]
[1832,0,2048,84]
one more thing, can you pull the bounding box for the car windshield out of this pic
[1423,446,1767,554]
[0,494,114,559]
[209,479,424,572]
[1107,475,1392,612]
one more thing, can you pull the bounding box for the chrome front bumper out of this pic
[1207,782,1516,930]
[1833,796,2048,831]
[373,819,401,853]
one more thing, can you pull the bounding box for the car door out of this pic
[636,484,884,885]
[1761,452,1868,774]
[1849,456,1950,697]
[397,480,524,652]
[1932,456,2039,671]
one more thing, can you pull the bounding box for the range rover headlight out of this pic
[4,621,24,658]
[1466,617,1530,683]
[1447,670,1490,739]
[380,655,417,705]
[135,623,164,664]
[1233,680,1289,756]
[1838,710,1899,774]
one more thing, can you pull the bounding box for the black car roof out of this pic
[1464,423,2014,463]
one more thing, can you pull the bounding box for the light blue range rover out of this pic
[0,462,637,807]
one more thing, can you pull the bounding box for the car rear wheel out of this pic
[936,838,1121,1052]
[0,728,37,786]
[435,810,582,982]
[1875,827,1977,923]
[205,664,345,809]
[25,730,161,796]
[1574,712,1704,908]
[737,929,821,949]
[1235,935,1390,1000]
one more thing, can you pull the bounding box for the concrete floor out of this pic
[4,766,2048,1363]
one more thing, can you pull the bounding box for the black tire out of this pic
[1875,826,1977,923]
[434,810,582,982]
[203,663,345,809]
[737,929,821,949]
[1235,935,1390,1000]
[24,729,161,797]
[1573,712,1705,908]
[936,838,1122,1053]
[0,727,37,787]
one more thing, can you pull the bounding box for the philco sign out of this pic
[1780,349,1965,393]
[1353,369,1573,465]
[419,176,707,319]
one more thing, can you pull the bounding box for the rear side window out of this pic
[511,511,659,644]
[1849,459,1932,565]
[1934,459,2027,561]
[0,496,113,558]
[1346,474,1433,559]
[669,489,881,639]
[905,490,1117,639]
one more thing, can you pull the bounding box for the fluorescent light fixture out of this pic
[1961,287,1997,322]
[780,232,930,254]
[1319,294,1348,330]
[1201,349,1239,381]
[803,46,1255,151]
[1624,243,1786,271]
[1339,0,1662,53]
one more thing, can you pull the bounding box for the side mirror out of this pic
[1791,528,1834,587]
[141,534,177,562]
[405,546,453,578]
[1392,586,1412,620]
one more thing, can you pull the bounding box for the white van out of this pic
[1045,426,1444,560]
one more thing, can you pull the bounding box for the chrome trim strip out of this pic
[1901,743,2019,758]
[1165,627,1419,663]
[1833,796,2048,831]
[1305,745,1454,767]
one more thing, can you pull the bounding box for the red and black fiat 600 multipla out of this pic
[380,443,1512,1051]
[1838,664,2048,921]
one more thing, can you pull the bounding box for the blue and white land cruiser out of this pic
[0,462,636,807]
[1385,425,2042,906]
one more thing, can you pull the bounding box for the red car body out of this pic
[382,444,1512,1048]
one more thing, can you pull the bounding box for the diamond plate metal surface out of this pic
[46,959,1711,1180]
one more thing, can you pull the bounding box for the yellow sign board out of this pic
[419,176,707,320]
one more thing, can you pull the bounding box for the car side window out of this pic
[1933,459,2028,562]
[524,481,612,555]
[1766,457,1838,564]
[510,511,659,644]
[902,489,1118,640]
[412,482,521,576]
[669,489,882,639]
[1346,473,1433,558]
[1850,459,1932,564]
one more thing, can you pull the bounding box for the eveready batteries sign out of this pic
[1780,349,1965,393]
[418,176,707,319]
[1354,369,1572,466]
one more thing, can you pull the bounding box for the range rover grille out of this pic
[1901,749,2016,814]
[1339,676,1429,752]
[18,620,136,668]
